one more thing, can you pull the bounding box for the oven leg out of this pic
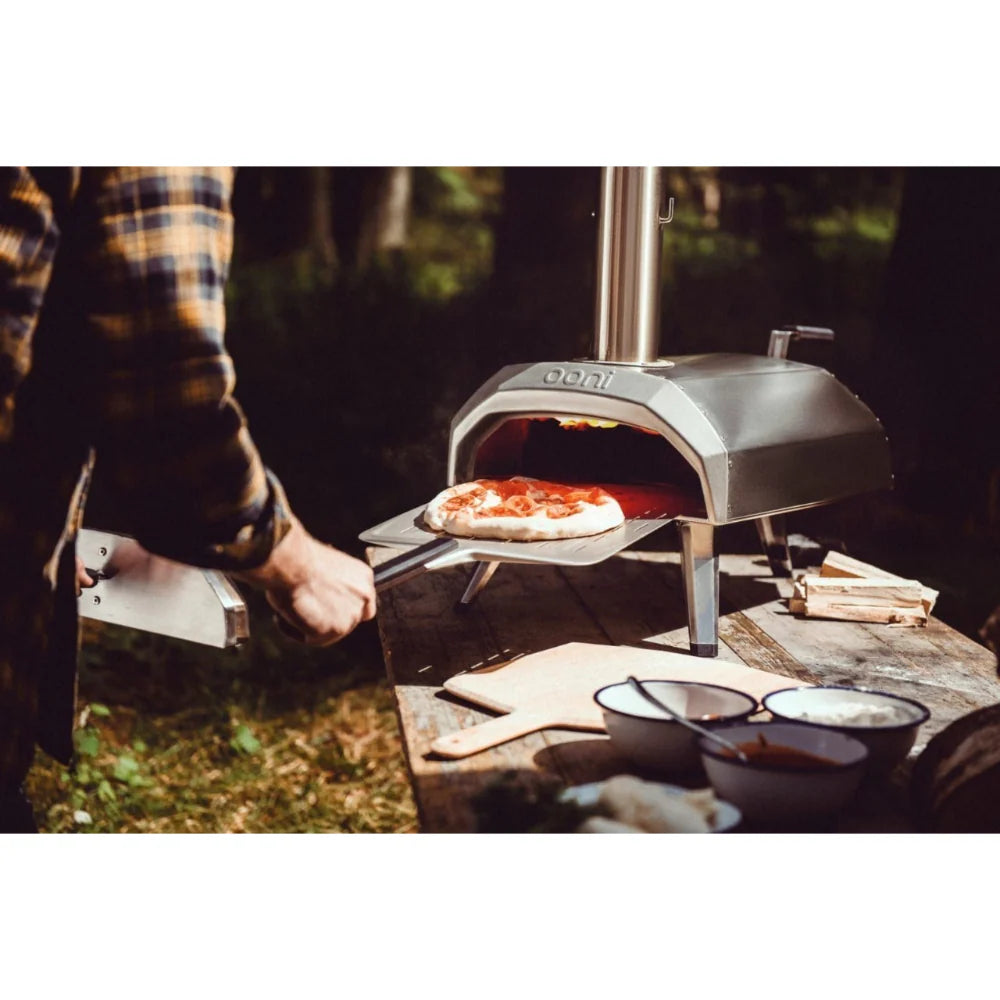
[679,522,719,658]
[458,560,500,606]
[756,514,792,578]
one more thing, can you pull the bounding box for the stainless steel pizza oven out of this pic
[442,167,893,656]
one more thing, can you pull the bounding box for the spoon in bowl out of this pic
[626,676,750,764]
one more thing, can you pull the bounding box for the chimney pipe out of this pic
[592,167,672,366]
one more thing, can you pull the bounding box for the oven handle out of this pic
[374,537,462,592]
[768,325,835,359]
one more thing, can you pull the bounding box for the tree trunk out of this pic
[232,167,336,266]
[331,167,413,273]
[305,167,336,268]
[356,167,412,268]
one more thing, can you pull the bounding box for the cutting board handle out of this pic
[431,710,559,759]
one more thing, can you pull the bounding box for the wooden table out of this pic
[368,545,999,833]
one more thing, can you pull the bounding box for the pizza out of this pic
[424,476,625,541]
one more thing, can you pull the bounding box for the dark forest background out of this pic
[225,166,1000,642]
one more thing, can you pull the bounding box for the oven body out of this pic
[445,352,892,656]
[450,354,890,523]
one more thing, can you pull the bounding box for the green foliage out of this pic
[112,754,153,788]
[796,207,898,246]
[57,703,160,827]
[404,168,499,303]
[73,728,100,758]
[421,167,496,216]
[316,740,367,782]
[230,724,262,756]
[414,167,501,219]
[663,210,761,277]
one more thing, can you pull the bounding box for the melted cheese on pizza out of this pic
[424,477,625,541]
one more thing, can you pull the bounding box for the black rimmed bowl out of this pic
[698,721,869,830]
[762,686,931,774]
[594,680,758,777]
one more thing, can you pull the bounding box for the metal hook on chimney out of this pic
[660,197,675,225]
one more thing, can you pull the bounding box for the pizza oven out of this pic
[438,168,892,656]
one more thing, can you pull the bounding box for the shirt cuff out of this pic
[199,468,294,572]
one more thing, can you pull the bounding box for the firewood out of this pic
[819,550,938,615]
[802,603,927,627]
[788,579,807,614]
[801,575,923,610]
[786,574,928,626]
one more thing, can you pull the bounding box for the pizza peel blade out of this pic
[364,506,672,592]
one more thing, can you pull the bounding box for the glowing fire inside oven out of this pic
[546,417,660,436]
[557,417,618,430]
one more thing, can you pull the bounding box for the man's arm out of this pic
[74,167,374,644]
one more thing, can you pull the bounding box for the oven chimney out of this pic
[593,167,673,367]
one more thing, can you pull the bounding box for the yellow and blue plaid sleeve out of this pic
[0,168,61,441]
[75,167,291,569]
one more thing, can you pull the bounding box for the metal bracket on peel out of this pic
[459,561,501,606]
[77,528,249,648]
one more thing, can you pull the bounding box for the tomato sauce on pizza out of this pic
[424,477,626,541]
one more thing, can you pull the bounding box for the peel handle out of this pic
[374,537,461,592]
[430,710,554,759]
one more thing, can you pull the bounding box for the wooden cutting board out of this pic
[432,641,802,758]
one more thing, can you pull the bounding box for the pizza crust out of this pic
[424,477,625,541]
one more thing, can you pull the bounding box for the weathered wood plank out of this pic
[707,552,999,748]
[370,545,1000,833]
[371,548,632,830]
[717,611,820,685]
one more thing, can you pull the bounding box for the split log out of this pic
[820,550,938,615]
[802,576,923,610]
[788,574,928,626]
[801,604,927,627]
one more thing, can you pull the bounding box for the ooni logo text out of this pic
[541,368,615,390]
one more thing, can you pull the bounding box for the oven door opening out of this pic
[470,416,708,520]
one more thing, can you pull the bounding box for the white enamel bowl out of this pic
[762,686,930,774]
[594,680,758,777]
[698,721,869,830]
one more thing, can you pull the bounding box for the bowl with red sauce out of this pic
[594,680,758,777]
[697,722,869,829]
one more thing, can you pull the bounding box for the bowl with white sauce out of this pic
[762,685,930,773]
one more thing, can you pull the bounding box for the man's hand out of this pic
[75,557,94,594]
[232,519,376,646]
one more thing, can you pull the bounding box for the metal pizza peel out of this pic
[361,504,672,593]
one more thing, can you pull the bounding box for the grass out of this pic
[26,604,418,834]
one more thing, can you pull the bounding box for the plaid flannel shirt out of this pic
[0,167,292,786]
